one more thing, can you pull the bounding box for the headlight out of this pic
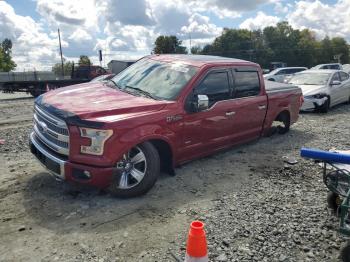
[304,94,326,99]
[79,127,113,155]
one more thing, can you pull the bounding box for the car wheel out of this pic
[341,244,350,262]
[319,97,330,113]
[327,191,342,216]
[268,78,275,81]
[108,141,160,198]
[277,112,290,134]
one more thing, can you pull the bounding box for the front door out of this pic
[180,70,235,160]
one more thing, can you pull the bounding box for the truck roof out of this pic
[148,54,257,68]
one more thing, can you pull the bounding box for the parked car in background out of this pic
[311,63,343,70]
[29,55,303,197]
[288,70,350,113]
[342,64,350,74]
[263,67,307,83]
[90,74,116,83]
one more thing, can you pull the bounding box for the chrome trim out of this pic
[34,105,70,156]
[33,114,69,142]
[35,105,67,128]
[33,124,69,155]
[30,132,66,179]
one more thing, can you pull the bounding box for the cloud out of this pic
[181,13,222,39]
[287,0,350,41]
[239,11,280,30]
[0,1,60,70]
[68,29,92,42]
[103,0,155,26]
[36,0,98,28]
[186,0,271,18]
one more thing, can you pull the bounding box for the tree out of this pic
[0,38,16,72]
[190,46,202,54]
[153,36,187,54]
[78,55,91,66]
[200,22,350,68]
[52,59,74,76]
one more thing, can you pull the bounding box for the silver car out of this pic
[288,70,350,113]
[263,67,307,83]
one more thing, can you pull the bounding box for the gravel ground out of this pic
[0,92,350,261]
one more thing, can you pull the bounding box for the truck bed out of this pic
[265,80,300,94]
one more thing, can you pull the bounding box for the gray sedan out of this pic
[288,70,350,113]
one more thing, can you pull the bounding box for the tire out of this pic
[268,78,275,81]
[276,112,290,134]
[341,244,350,262]
[108,141,160,198]
[319,97,330,113]
[327,191,342,216]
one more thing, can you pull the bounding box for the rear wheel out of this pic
[108,142,160,198]
[276,112,290,134]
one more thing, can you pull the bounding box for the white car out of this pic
[288,70,350,113]
[263,67,307,83]
[311,63,343,70]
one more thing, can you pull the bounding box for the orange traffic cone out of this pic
[185,221,208,262]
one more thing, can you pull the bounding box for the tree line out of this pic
[0,39,16,72]
[153,22,350,68]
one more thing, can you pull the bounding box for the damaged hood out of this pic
[297,84,328,96]
[37,82,171,123]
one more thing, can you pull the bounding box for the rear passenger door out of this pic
[228,67,268,143]
[330,72,344,106]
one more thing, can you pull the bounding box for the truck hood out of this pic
[38,82,170,122]
[297,84,327,96]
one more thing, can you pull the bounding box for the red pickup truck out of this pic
[30,55,303,197]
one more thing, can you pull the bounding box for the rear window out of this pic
[234,71,260,98]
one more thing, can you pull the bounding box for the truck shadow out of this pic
[22,128,315,235]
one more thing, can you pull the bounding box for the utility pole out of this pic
[58,28,64,77]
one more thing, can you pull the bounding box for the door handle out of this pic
[225,111,236,116]
[258,105,266,110]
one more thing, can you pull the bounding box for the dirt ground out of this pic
[1,92,350,262]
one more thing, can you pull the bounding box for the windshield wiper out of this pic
[106,79,121,89]
[125,85,158,100]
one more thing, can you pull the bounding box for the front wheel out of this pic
[319,97,330,113]
[108,142,160,198]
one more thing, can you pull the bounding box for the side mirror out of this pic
[331,80,341,86]
[197,94,209,111]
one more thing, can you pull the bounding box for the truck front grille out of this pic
[33,105,69,155]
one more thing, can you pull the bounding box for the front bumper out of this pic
[29,132,114,188]
[301,96,328,111]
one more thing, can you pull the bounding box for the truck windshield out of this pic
[111,58,198,100]
[289,72,332,85]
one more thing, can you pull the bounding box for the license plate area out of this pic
[30,143,61,175]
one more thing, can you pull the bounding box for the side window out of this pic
[195,71,230,106]
[330,65,340,70]
[275,69,286,75]
[340,72,349,81]
[332,72,340,82]
[234,71,261,98]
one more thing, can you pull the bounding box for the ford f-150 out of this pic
[29,55,303,197]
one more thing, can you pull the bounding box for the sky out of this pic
[1,0,350,71]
